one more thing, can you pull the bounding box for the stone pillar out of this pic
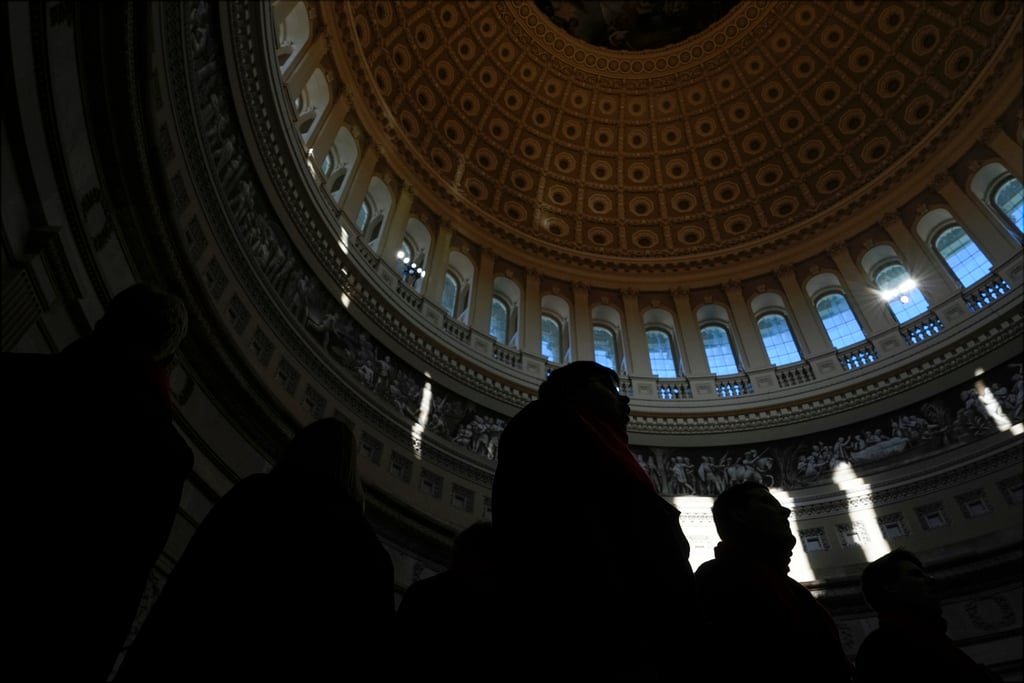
[933,171,1021,265]
[308,93,351,163]
[340,143,379,219]
[423,223,454,306]
[521,268,542,357]
[981,125,1024,180]
[671,288,709,376]
[621,289,652,376]
[775,265,832,356]
[881,212,959,301]
[379,184,415,266]
[469,249,495,335]
[283,32,328,104]
[827,241,895,336]
[570,282,594,362]
[723,281,770,370]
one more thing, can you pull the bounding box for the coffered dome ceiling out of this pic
[326,0,1019,280]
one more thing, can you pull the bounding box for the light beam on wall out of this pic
[411,374,433,459]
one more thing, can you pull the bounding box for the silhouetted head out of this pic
[538,361,630,426]
[273,418,364,508]
[94,284,188,363]
[712,481,795,563]
[861,548,940,618]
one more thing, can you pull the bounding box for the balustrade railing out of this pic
[656,379,693,400]
[838,342,878,371]
[901,312,944,346]
[776,362,815,387]
[964,274,1012,312]
[716,374,753,398]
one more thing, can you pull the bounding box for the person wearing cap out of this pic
[4,283,194,682]
[490,361,696,681]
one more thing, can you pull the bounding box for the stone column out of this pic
[379,184,415,265]
[283,32,328,104]
[621,289,652,376]
[933,171,1021,264]
[881,212,958,301]
[521,268,542,357]
[570,282,594,362]
[775,265,831,356]
[723,280,770,370]
[340,143,379,219]
[981,125,1023,180]
[469,249,495,335]
[423,223,454,306]
[827,241,896,336]
[671,287,710,376]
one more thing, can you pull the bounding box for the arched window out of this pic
[875,263,929,323]
[356,201,370,232]
[593,326,618,371]
[934,226,992,287]
[541,314,561,363]
[489,297,509,344]
[757,313,802,365]
[441,272,459,317]
[646,329,678,377]
[992,176,1023,231]
[815,293,866,349]
[701,325,739,375]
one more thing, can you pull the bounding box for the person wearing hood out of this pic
[693,481,852,683]
[855,549,1002,683]
[491,361,696,681]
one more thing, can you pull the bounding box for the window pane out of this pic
[816,293,866,349]
[701,325,739,375]
[646,329,678,377]
[356,202,370,231]
[441,273,458,316]
[321,152,333,177]
[757,314,802,365]
[876,263,929,323]
[541,315,561,363]
[593,326,617,371]
[935,226,992,287]
[489,298,508,343]
[994,177,1023,231]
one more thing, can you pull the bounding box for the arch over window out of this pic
[593,325,618,371]
[273,2,310,74]
[757,313,802,366]
[441,272,459,317]
[490,297,509,343]
[541,314,562,363]
[646,328,678,378]
[701,325,739,375]
[934,226,993,287]
[993,176,1023,232]
[875,262,929,323]
[815,292,866,349]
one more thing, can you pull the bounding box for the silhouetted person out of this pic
[492,361,696,681]
[855,549,1003,683]
[395,521,498,678]
[4,283,193,682]
[693,481,852,683]
[114,418,395,682]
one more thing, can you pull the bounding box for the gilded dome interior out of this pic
[327,0,1017,281]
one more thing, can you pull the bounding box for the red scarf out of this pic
[575,410,657,492]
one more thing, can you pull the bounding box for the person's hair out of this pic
[273,418,364,508]
[538,361,619,403]
[451,521,496,569]
[711,481,769,541]
[860,548,923,612]
[95,284,188,362]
